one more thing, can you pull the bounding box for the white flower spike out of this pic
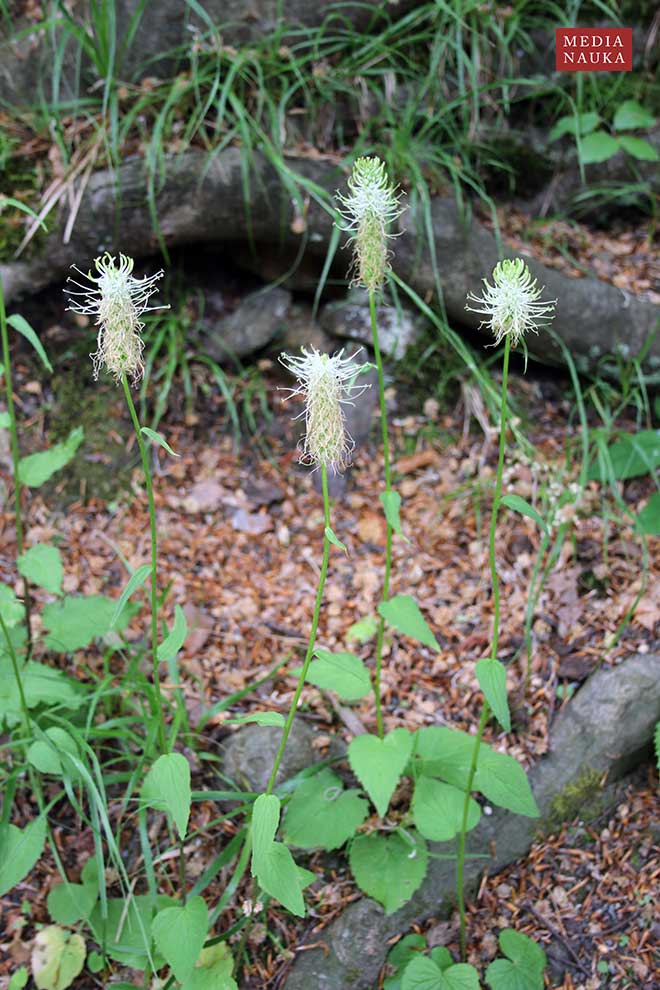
[279,347,369,472]
[336,156,402,292]
[465,258,556,348]
[65,253,165,383]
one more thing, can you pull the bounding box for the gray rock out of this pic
[3,148,659,377]
[320,292,425,361]
[221,720,316,793]
[283,652,660,990]
[201,286,291,362]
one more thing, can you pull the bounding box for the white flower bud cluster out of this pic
[466,258,556,347]
[336,156,402,292]
[279,347,369,472]
[65,253,165,383]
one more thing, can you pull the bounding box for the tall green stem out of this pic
[456,336,511,960]
[0,610,31,743]
[0,279,33,655]
[266,463,332,794]
[369,289,392,739]
[121,374,168,754]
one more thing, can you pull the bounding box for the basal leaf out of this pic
[486,929,546,990]
[32,926,85,990]
[349,829,428,914]
[612,99,655,131]
[0,816,47,896]
[474,747,539,817]
[152,896,208,984]
[348,728,413,817]
[284,768,368,850]
[142,753,191,839]
[18,428,84,488]
[17,544,63,596]
[412,777,480,842]
[579,131,620,164]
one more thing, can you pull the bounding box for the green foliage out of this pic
[142,753,191,839]
[380,490,409,540]
[32,926,86,990]
[499,494,548,539]
[183,944,238,990]
[655,721,660,773]
[485,929,546,990]
[0,816,47,896]
[47,857,99,926]
[152,896,209,984]
[17,544,63,596]
[18,428,84,488]
[412,777,480,843]
[28,727,80,777]
[301,649,372,701]
[251,794,309,916]
[475,659,510,733]
[636,492,660,535]
[551,100,658,165]
[378,595,439,651]
[402,956,480,990]
[42,594,138,652]
[284,768,369,850]
[226,711,285,727]
[587,429,660,482]
[348,728,413,817]
[349,829,428,914]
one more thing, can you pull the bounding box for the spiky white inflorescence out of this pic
[336,156,402,292]
[65,253,165,383]
[279,347,369,472]
[465,258,556,347]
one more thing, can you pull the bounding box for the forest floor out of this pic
[1,312,658,989]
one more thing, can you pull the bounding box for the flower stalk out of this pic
[65,254,168,753]
[456,259,555,958]
[337,156,401,738]
[0,276,33,655]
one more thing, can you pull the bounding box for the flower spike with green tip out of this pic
[336,156,402,292]
[465,258,556,348]
[65,253,165,383]
[279,347,369,473]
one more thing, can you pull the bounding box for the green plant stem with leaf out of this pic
[121,373,168,755]
[0,277,33,655]
[265,462,332,794]
[456,334,511,961]
[370,289,392,740]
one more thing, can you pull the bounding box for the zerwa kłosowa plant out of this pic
[64,253,176,755]
[451,258,556,959]
[246,346,371,925]
[337,155,405,738]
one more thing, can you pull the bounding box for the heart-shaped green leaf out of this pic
[412,777,481,842]
[348,728,413,817]
[152,896,208,984]
[485,929,546,990]
[17,544,63,595]
[284,768,368,850]
[0,816,47,896]
[349,829,428,914]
